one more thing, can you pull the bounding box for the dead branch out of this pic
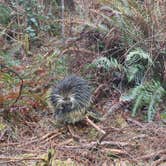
[85,116,106,134]
[17,131,60,147]
[101,148,128,155]
[57,140,130,150]
[0,142,19,147]
[56,138,73,147]
[126,118,145,128]
[61,47,97,56]
[0,156,43,165]
[92,84,106,101]
[136,149,166,160]
[0,64,23,107]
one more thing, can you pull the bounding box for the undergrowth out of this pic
[122,81,165,122]
[0,0,166,123]
[0,0,166,165]
[62,0,166,121]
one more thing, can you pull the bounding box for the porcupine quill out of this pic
[48,75,105,134]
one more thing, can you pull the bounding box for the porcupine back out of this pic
[50,75,92,124]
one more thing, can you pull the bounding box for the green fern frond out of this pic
[132,92,143,117]
[92,57,111,71]
[92,56,122,71]
[0,51,20,67]
[107,0,154,44]
[123,80,166,122]
[109,57,122,70]
[125,48,152,84]
[0,4,11,26]
[125,48,152,65]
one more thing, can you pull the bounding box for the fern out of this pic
[92,57,111,71]
[92,56,122,71]
[109,57,122,70]
[107,0,145,45]
[0,51,20,67]
[0,4,11,25]
[0,44,21,67]
[125,48,152,84]
[91,49,153,87]
[122,81,166,122]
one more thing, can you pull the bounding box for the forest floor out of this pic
[1,106,166,166]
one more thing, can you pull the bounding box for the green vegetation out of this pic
[0,4,11,25]
[0,0,166,165]
[122,81,165,122]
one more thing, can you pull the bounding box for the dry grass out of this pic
[0,110,166,165]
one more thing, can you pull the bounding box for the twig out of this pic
[85,116,106,134]
[57,140,130,150]
[41,132,61,144]
[98,131,109,143]
[67,125,81,141]
[127,118,145,128]
[0,156,43,164]
[61,47,97,56]
[56,138,73,147]
[101,148,128,155]
[93,131,110,150]
[13,148,40,154]
[17,131,60,147]
[0,64,23,107]
[92,84,106,102]
[136,149,166,160]
[61,0,65,42]
[0,142,19,147]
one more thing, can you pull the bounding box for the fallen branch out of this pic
[0,156,43,165]
[0,142,19,147]
[57,140,130,150]
[136,149,166,160]
[0,64,23,108]
[101,148,128,155]
[40,132,61,144]
[85,116,106,134]
[17,131,60,147]
[127,118,145,128]
[61,47,97,56]
[93,84,106,98]
[56,138,73,147]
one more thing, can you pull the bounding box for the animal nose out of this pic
[66,102,72,107]
[61,103,66,108]
[61,102,72,108]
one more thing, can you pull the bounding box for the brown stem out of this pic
[0,64,23,108]
[85,116,106,134]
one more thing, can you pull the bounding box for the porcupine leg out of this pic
[67,125,81,141]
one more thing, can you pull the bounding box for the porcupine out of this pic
[49,75,95,124]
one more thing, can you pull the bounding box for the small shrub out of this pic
[122,81,166,122]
